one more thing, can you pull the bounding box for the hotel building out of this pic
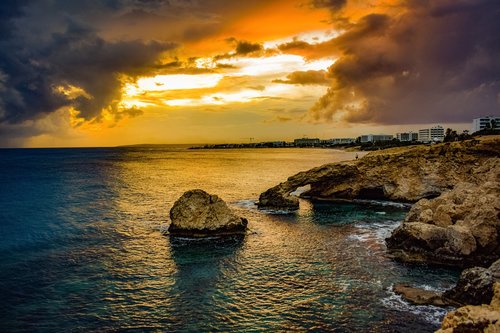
[418,125,444,143]
[472,116,500,133]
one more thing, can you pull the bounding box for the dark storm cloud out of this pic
[309,0,500,124]
[0,13,175,127]
[273,70,331,85]
[0,0,31,40]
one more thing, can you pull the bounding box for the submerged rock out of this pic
[168,189,248,237]
[437,283,500,333]
[393,283,447,306]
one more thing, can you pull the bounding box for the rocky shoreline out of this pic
[258,135,500,330]
[258,136,499,268]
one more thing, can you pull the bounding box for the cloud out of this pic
[214,39,264,60]
[235,40,263,55]
[309,0,347,11]
[278,40,312,52]
[0,16,176,130]
[273,70,331,85]
[0,0,30,40]
[308,0,500,124]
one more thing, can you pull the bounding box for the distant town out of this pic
[191,116,500,150]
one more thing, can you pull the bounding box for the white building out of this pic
[472,116,500,133]
[396,132,419,142]
[360,134,393,143]
[418,125,444,143]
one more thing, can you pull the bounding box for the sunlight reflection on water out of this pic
[0,147,459,332]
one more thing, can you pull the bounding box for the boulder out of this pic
[436,283,500,333]
[168,189,248,237]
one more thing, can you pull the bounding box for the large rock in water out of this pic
[258,137,500,210]
[168,189,248,237]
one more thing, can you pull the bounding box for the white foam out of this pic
[352,220,401,245]
[381,286,450,325]
[353,199,412,209]
[232,199,258,210]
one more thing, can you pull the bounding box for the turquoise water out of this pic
[0,147,459,332]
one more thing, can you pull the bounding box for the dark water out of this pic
[0,147,459,332]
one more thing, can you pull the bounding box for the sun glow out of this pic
[123,53,334,108]
[124,74,223,96]
[219,55,334,77]
[263,29,341,49]
[162,83,328,107]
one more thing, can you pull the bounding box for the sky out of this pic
[0,0,499,147]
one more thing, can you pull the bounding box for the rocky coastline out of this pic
[258,135,500,330]
[258,136,499,268]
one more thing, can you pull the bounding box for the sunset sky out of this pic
[1,0,499,147]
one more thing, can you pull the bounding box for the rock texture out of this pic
[258,137,500,210]
[386,158,500,267]
[436,283,500,333]
[169,189,248,237]
[443,260,500,306]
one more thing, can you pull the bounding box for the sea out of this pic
[0,146,460,332]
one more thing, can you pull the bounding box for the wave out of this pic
[381,285,451,326]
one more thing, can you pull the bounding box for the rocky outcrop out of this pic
[436,283,500,333]
[443,260,500,306]
[386,158,500,267]
[168,189,248,237]
[258,137,500,210]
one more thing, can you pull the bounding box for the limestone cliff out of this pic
[436,283,500,333]
[386,164,499,267]
[259,136,499,208]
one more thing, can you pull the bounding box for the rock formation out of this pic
[386,158,499,267]
[169,189,248,237]
[436,283,500,333]
[258,136,500,268]
[258,137,500,210]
